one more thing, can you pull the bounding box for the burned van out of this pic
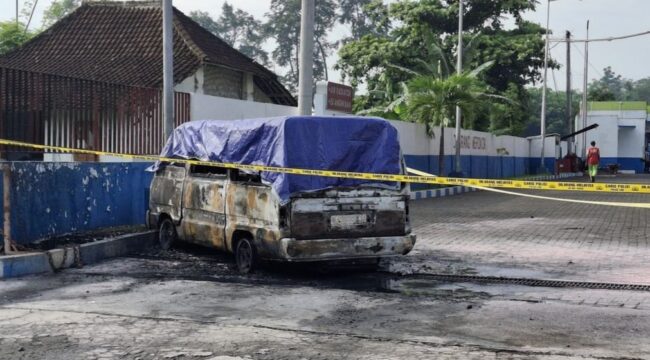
[147,116,415,273]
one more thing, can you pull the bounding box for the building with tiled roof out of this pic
[0,1,296,106]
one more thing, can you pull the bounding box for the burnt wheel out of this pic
[235,237,257,274]
[158,218,177,250]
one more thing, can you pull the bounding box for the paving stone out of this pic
[408,175,650,285]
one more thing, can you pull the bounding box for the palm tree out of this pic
[355,30,511,175]
[355,72,410,120]
[404,70,495,176]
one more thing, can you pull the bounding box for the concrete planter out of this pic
[0,231,157,279]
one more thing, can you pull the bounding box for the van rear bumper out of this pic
[277,234,416,262]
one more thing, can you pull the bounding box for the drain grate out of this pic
[413,273,650,292]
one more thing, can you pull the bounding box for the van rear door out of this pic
[290,188,407,240]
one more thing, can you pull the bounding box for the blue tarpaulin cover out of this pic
[150,116,402,203]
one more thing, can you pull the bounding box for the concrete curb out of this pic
[0,230,157,279]
[410,172,584,200]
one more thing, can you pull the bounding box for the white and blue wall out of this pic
[528,135,560,173]
[389,120,557,184]
[312,83,558,179]
[575,102,649,174]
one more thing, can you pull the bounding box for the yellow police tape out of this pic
[410,168,650,208]
[1,138,650,196]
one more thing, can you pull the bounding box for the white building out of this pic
[575,102,650,173]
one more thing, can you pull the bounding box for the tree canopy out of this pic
[265,0,338,93]
[587,66,650,103]
[338,0,391,43]
[523,87,580,137]
[0,21,33,55]
[43,0,80,28]
[337,0,551,136]
[190,3,271,67]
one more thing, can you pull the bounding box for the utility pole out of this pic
[16,0,19,24]
[565,31,573,155]
[297,0,315,116]
[539,0,552,173]
[162,0,174,140]
[3,165,12,254]
[453,0,463,176]
[581,21,589,158]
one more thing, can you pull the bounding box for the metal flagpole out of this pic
[453,0,463,176]
[581,21,589,158]
[539,0,552,173]
[566,31,572,155]
[162,0,174,140]
[298,0,315,116]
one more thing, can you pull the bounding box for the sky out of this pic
[2,0,650,91]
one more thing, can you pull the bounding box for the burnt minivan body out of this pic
[147,116,415,273]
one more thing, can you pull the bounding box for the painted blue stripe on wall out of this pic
[405,154,547,180]
[528,158,556,174]
[600,157,644,173]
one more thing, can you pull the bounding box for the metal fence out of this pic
[0,67,190,160]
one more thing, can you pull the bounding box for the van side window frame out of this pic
[188,163,229,179]
[156,161,185,175]
[230,168,263,185]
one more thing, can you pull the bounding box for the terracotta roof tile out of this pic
[0,1,296,106]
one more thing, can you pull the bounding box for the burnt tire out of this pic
[158,218,177,250]
[235,237,257,274]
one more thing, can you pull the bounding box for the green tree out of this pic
[20,0,37,28]
[405,71,495,175]
[586,67,650,102]
[190,4,270,67]
[265,0,337,93]
[486,84,528,135]
[587,66,632,101]
[588,83,616,101]
[362,33,500,175]
[338,0,390,43]
[189,11,220,35]
[42,0,80,28]
[0,21,33,55]
[525,87,580,137]
[354,72,408,120]
[628,78,650,103]
[336,0,549,135]
[355,30,449,118]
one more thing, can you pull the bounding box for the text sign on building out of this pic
[459,135,487,150]
[326,82,354,113]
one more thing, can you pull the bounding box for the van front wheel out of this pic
[158,218,177,250]
[235,237,257,274]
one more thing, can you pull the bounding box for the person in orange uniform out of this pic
[586,141,600,182]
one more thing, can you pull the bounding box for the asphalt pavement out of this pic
[2,174,650,359]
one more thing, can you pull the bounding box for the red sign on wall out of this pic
[326,82,354,113]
